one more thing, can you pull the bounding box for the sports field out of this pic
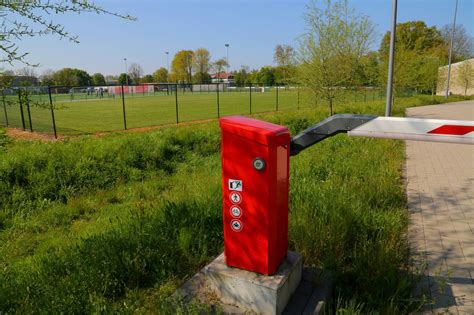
[1,88,385,135]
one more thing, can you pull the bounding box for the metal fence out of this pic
[0,83,392,138]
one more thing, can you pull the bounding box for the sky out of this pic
[4,0,474,76]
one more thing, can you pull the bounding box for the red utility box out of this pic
[220,116,291,275]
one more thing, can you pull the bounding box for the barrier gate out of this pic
[220,114,474,275]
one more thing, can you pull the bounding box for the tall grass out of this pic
[0,95,470,313]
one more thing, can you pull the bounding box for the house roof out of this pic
[210,72,234,79]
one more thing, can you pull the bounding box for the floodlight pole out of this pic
[165,51,170,83]
[385,0,398,117]
[225,44,230,74]
[123,58,129,86]
[445,0,458,98]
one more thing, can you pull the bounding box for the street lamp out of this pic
[123,58,129,86]
[385,0,397,117]
[445,0,459,98]
[225,44,230,73]
[165,51,169,73]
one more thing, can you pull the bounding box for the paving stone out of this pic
[406,101,474,314]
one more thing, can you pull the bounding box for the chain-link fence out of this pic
[0,83,395,137]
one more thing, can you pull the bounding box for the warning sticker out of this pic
[229,192,242,204]
[230,206,242,218]
[230,219,243,232]
[228,179,243,191]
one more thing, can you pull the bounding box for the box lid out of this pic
[220,116,290,146]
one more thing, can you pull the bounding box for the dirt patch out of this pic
[4,111,279,142]
[93,118,218,138]
[4,118,219,142]
[5,128,60,142]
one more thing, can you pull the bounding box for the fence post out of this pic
[175,84,179,124]
[1,90,8,126]
[276,84,279,111]
[121,85,127,130]
[48,86,57,139]
[18,89,26,130]
[249,83,252,114]
[25,91,33,132]
[297,86,300,110]
[216,83,220,118]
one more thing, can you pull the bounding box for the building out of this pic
[210,72,234,84]
[437,58,474,96]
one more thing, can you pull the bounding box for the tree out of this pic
[0,1,135,65]
[257,66,276,86]
[353,52,380,87]
[40,69,55,86]
[171,50,194,83]
[213,58,229,76]
[379,21,446,58]
[234,66,250,86]
[118,73,132,85]
[416,55,444,98]
[440,24,474,61]
[274,44,295,67]
[379,47,418,98]
[379,21,448,99]
[274,44,296,84]
[15,67,38,85]
[105,75,117,84]
[193,72,211,84]
[153,67,168,83]
[193,48,211,83]
[298,0,374,115]
[0,71,14,88]
[53,68,91,86]
[16,67,37,78]
[128,63,143,84]
[141,74,154,83]
[456,60,474,96]
[91,73,106,86]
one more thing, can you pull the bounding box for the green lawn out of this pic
[0,88,385,135]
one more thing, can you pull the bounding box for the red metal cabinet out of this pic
[220,116,290,275]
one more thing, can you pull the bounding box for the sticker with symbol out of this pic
[228,179,243,191]
[230,219,243,232]
[229,192,242,204]
[230,206,242,218]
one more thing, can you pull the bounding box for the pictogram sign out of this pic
[230,219,243,232]
[229,192,242,204]
[228,179,243,191]
[230,206,242,218]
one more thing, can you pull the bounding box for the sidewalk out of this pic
[406,100,474,314]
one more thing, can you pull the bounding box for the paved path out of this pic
[407,100,474,314]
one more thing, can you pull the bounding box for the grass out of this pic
[0,88,385,135]
[0,94,470,314]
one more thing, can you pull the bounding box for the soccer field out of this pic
[1,88,384,136]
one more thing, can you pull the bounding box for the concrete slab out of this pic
[174,252,332,314]
[203,251,302,314]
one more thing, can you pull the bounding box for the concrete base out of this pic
[175,251,303,314]
[206,251,302,314]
